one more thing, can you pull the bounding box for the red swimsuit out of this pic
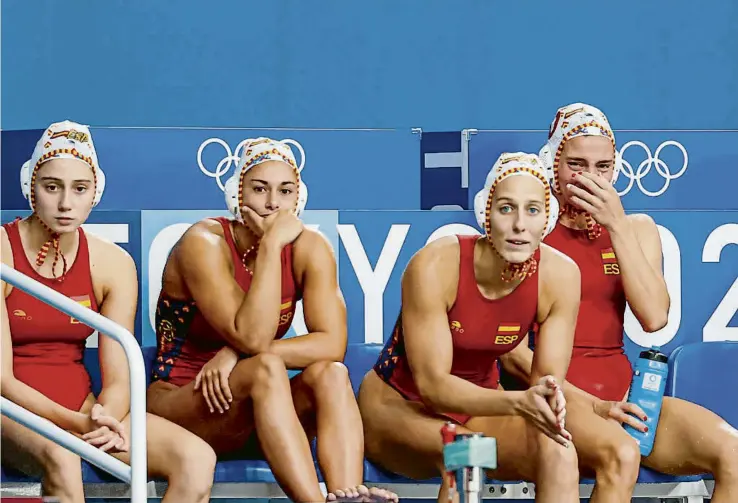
[4,220,98,412]
[543,224,632,401]
[374,235,540,424]
[151,217,302,386]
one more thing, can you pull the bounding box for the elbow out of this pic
[640,304,669,333]
[416,376,445,411]
[642,314,668,333]
[328,345,346,363]
[230,323,275,355]
[230,331,271,355]
[418,390,442,412]
[236,337,271,355]
[634,293,670,333]
[644,291,671,333]
[327,333,347,363]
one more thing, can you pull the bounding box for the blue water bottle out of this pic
[623,347,669,456]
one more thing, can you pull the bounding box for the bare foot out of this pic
[326,485,398,502]
[326,486,366,502]
[366,486,399,502]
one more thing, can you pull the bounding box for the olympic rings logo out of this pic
[197,137,307,192]
[196,138,254,192]
[616,140,689,197]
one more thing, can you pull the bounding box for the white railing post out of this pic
[0,264,147,502]
[0,398,133,482]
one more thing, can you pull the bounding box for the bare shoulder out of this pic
[539,243,581,286]
[294,227,335,259]
[85,230,136,280]
[175,218,230,260]
[626,213,660,239]
[292,227,337,279]
[626,212,657,227]
[399,236,462,312]
[181,218,227,246]
[404,235,461,286]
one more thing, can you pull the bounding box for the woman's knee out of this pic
[164,434,217,497]
[40,442,82,484]
[711,426,738,480]
[537,438,580,485]
[302,361,351,395]
[593,434,641,485]
[242,353,290,393]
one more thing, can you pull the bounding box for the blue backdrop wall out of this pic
[2,1,737,365]
[2,0,737,130]
[2,128,737,365]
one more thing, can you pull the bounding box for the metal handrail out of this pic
[0,264,147,502]
[0,398,132,481]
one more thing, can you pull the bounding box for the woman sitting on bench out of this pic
[146,137,397,503]
[358,152,583,503]
[1,121,216,503]
[500,102,738,503]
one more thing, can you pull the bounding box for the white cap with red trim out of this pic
[20,120,105,208]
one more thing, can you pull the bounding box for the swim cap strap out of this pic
[561,203,602,240]
[500,257,538,283]
[33,215,69,281]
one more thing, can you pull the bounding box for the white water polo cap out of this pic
[223,137,308,221]
[539,103,620,193]
[20,120,105,209]
[473,152,559,241]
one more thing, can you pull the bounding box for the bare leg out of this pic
[465,416,579,503]
[358,371,578,503]
[359,372,472,503]
[1,416,85,503]
[0,394,98,503]
[291,361,397,502]
[147,353,325,502]
[564,392,641,503]
[642,397,738,503]
[534,432,580,502]
[111,412,216,503]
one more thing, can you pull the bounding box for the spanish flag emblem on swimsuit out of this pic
[601,247,616,262]
[69,295,92,324]
[601,247,620,275]
[497,323,520,334]
[495,323,521,345]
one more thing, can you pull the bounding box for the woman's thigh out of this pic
[0,393,95,477]
[358,371,473,480]
[110,412,216,479]
[146,376,256,455]
[466,414,538,481]
[643,397,738,476]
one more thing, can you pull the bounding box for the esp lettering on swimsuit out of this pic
[278,300,294,326]
[601,247,620,275]
[495,324,520,345]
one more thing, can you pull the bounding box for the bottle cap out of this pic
[640,348,668,363]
